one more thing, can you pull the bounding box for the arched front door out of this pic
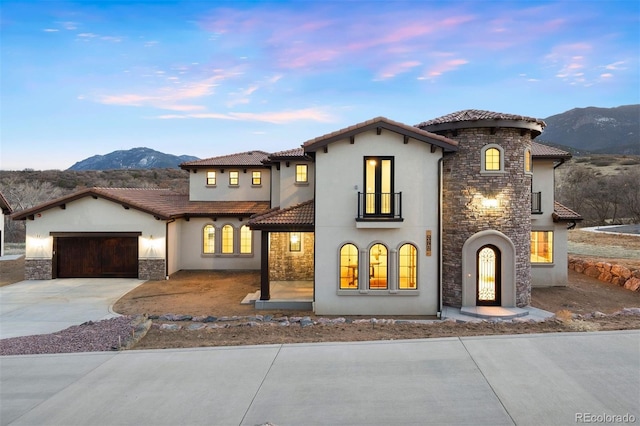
[476,245,501,306]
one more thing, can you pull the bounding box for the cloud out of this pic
[376,61,422,80]
[154,107,335,124]
[600,73,613,78]
[419,58,469,80]
[43,28,59,32]
[604,61,626,70]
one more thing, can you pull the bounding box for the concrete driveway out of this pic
[0,278,145,339]
[1,330,638,425]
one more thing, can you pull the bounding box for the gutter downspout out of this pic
[437,156,443,319]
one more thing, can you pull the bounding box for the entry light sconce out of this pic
[481,197,499,209]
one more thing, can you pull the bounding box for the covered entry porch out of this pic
[248,200,315,311]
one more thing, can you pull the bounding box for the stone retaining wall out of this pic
[568,256,640,292]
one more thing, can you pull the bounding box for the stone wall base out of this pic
[569,256,640,292]
[25,259,53,280]
[139,259,166,281]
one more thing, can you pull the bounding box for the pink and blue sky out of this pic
[1,0,638,170]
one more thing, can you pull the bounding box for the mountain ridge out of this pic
[68,147,199,171]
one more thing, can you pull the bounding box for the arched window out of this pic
[398,243,417,289]
[369,243,388,289]
[339,243,358,289]
[524,148,532,173]
[240,225,252,254]
[203,225,215,254]
[481,144,504,173]
[221,224,234,254]
[485,148,500,171]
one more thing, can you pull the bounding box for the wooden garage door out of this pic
[55,236,138,278]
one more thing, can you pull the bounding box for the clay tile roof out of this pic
[531,141,572,159]
[11,187,270,221]
[553,201,583,222]
[0,191,12,214]
[268,147,306,159]
[416,109,546,127]
[302,116,458,152]
[180,150,270,168]
[248,199,314,230]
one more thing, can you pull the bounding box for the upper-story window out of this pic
[295,164,308,183]
[229,171,239,186]
[524,148,532,173]
[252,171,262,186]
[206,171,216,186]
[481,144,505,173]
[364,156,394,216]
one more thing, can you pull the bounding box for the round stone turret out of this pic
[418,110,545,308]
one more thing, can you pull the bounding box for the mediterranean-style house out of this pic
[12,110,582,316]
[1,191,13,256]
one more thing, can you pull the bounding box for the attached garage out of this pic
[53,233,140,278]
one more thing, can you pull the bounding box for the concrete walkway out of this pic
[1,330,638,425]
[0,278,145,339]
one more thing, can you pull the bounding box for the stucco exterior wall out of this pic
[24,197,166,261]
[167,220,182,276]
[440,127,532,308]
[531,159,570,287]
[278,161,315,208]
[188,168,271,202]
[176,218,261,270]
[313,130,442,316]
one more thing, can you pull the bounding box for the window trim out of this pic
[221,224,235,254]
[531,230,554,264]
[481,144,505,175]
[289,232,302,252]
[339,243,359,290]
[252,171,262,186]
[229,171,239,186]
[398,243,418,290]
[206,171,217,186]
[240,225,252,254]
[202,224,216,254]
[295,164,308,184]
[524,147,533,174]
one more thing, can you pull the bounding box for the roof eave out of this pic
[304,121,458,153]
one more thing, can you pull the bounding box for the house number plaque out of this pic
[426,230,432,256]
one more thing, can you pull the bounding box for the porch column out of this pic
[260,230,270,300]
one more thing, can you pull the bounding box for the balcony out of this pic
[531,192,542,214]
[356,192,403,226]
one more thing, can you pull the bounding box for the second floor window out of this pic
[206,171,216,185]
[229,171,239,186]
[364,156,394,215]
[295,164,308,183]
[481,144,504,173]
[252,171,261,185]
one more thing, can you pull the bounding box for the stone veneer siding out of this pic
[139,259,166,281]
[269,232,314,281]
[441,127,532,307]
[25,259,53,280]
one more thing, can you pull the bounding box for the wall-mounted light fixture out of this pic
[481,197,499,209]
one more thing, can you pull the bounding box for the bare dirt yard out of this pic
[2,229,638,351]
[112,229,640,350]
